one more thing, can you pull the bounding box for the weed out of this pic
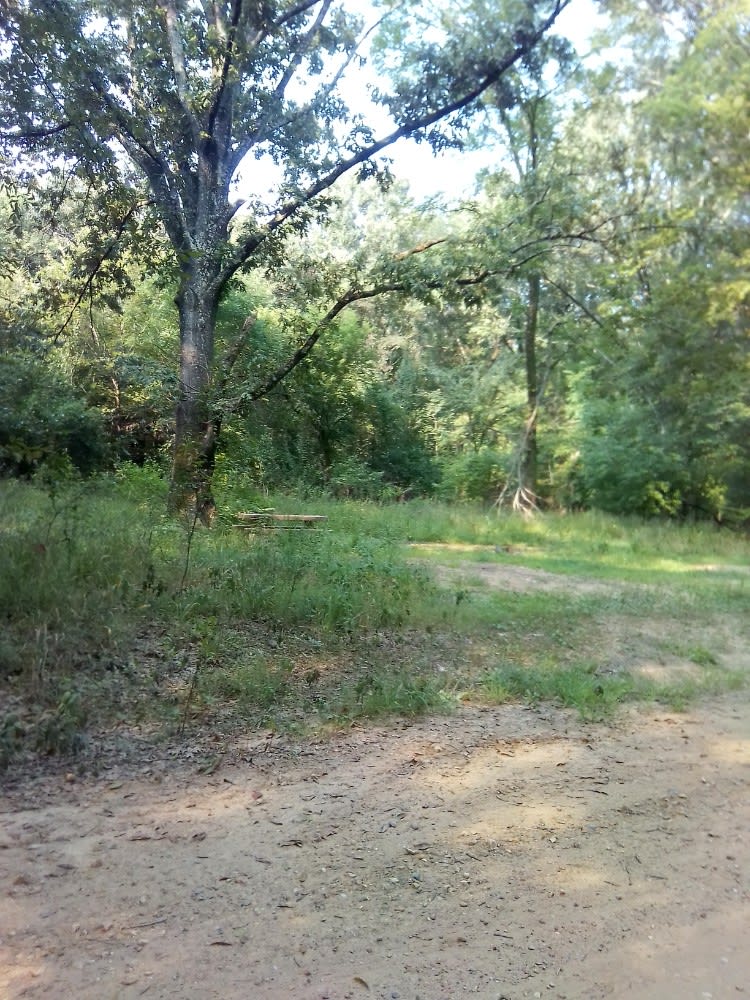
[0,713,26,769]
[33,687,88,756]
[478,659,745,720]
[686,646,719,667]
[328,670,453,722]
[480,662,636,720]
[199,655,294,714]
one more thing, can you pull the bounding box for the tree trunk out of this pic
[169,256,222,523]
[521,272,540,500]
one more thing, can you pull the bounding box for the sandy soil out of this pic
[2,561,749,1000]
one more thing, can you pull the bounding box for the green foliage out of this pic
[0,352,109,477]
[328,457,394,501]
[218,300,438,496]
[1,0,746,525]
[578,399,690,516]
[565,0,750,520]
[0,712,26,769]
[438,448,507,501]
[329,670,453,722]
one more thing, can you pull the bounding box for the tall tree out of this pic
[570,0,750,518]
[0,0,569,519]
[468,38,613,509]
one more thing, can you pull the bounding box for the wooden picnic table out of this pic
[234,512,328,530]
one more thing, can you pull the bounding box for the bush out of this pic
[0,352,108,477]
[437,448,507,502]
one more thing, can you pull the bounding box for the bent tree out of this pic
[0,0,569,519]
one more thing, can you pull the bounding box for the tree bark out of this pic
[521,272,540,500]
[169,254,222,523]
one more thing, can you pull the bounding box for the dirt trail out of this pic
[2,557,749,999]
[2,692,748,1000]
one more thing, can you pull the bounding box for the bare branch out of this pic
[78,69,191,250]
[545,277,606,328]
[394,238,447,260]
[274,0,325,30]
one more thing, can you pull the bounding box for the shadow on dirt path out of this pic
[2,690,749,1000]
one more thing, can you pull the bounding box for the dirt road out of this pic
[2,692,748,1000]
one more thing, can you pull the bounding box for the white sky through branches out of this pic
[234,0,606,205]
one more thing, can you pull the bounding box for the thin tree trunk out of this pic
[521,272,540,499]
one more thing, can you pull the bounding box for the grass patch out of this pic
[1,473,748,766]
[480,662,635,720]
[405,507,750,594]
[478,659,745,720]
[325,669,454,723]
[199,655,295,714]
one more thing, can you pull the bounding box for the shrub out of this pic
[0,352,108,477]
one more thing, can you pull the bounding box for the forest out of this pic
[3,7,750,992]
[0,0,749,769]
[1,0,747,521]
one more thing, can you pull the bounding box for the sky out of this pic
[382,0,608,200]
[234,0,608,206]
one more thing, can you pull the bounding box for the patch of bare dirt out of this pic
[409,545,621,597]
[2,693,749,1000]
[431,560,617,596]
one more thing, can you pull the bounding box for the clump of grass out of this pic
[1,685,88,765]
[199,655,294,714]
[480,662,636,720]
[478,659,746,720]
[686,646,719,667]
[327,669,454,722]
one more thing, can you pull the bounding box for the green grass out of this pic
[325,669,454,723]
[478,659,745,721]
[1,472,748,765]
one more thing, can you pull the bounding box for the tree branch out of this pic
[1,121,73,142]
[159,0,201,147]
[240,246,501,405]
[544,277,606,328]
[51,200,143,344]
[161,1,190,106]
[206,0,243,138]
[275,0,326,30]
[220,0,571,288]
[215,311,257,400]
[229,0,355,175]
